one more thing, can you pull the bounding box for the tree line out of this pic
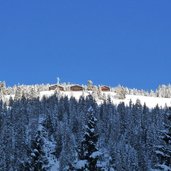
[0,89,170,170]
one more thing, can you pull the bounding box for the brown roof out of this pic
[49,85,64,91]
[70,85,84,91]
[100,86,110,91]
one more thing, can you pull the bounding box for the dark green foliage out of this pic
[155,108,171,170]
[21,131,48,171]
[0,88,169,170]
[54,131,63,159]
[76,107,101,171]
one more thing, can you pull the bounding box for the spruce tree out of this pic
[155,107,171,170]
[76,106,101,171]
[21,131,48,171]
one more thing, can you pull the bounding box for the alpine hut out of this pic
[100,86,110,92]
[49,85,64,91]
[70,85,84,91]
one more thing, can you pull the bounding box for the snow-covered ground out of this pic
[111,94,171,108]
[3,90,170,108]
[39,90,171,108]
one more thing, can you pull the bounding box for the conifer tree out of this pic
[155,107,171,170]
[76,106,101,171]
[21,131,48,171]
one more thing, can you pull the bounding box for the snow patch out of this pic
[90,151,102,158]
[75,160,87,169]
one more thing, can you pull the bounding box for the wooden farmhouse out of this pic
[70,85,84,91]
[100,86,110,92]
[49,85,64,91]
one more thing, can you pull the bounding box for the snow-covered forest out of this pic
[0,82,171,170]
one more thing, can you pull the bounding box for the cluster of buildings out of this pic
[49,84,111,92]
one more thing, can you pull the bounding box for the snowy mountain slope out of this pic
[39,90,171,108]
[2,84,171,170]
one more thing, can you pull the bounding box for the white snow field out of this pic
[39,90,171,108]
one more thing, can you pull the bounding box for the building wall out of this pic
[101,86,110,91]
[49,85,64,91]
[70,85,84,91]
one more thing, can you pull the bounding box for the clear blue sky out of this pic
[0,0,171,90]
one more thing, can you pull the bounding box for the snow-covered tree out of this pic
[115,85,126,99]
[20,131,48,171]
[155,108,171,170]
[87,80,93,91]
[76,106,101,171]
